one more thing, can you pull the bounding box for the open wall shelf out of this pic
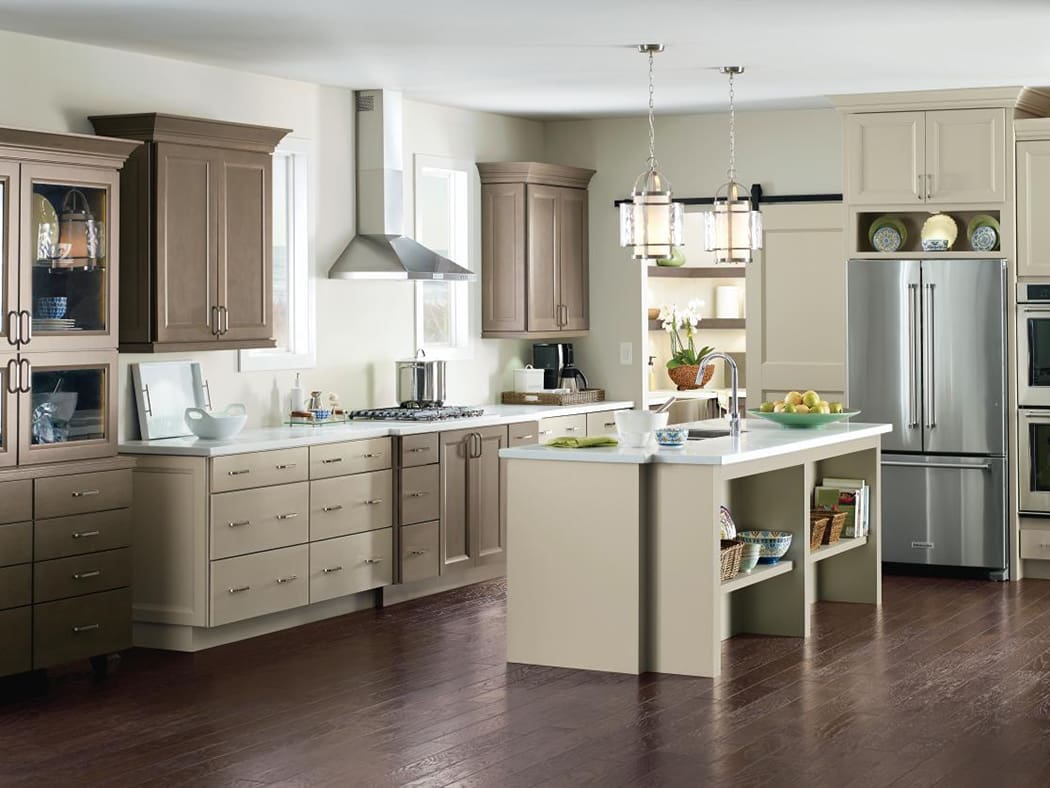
[854,209,1002,257]
[647,266,746,279]
[648,318,745,331]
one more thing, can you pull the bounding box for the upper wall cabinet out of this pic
[845,108,1006,206]
[1017,133,1050,278]
[89,114,289,353]
[477,162,595,339]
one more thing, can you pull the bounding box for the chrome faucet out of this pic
[698,352,741,437]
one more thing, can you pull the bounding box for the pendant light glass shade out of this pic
[619,44,684,262]
[704,66,762,264]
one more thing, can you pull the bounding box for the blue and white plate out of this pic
[871,225,903,253]
[969,224,998,252]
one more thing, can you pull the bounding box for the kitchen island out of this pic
[500,419,891,678]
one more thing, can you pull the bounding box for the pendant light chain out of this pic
[726,68,736,182]
[647,48,657,170]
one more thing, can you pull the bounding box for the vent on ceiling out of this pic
[356,94,376,112]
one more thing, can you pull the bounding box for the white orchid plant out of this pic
[658,300,714,370]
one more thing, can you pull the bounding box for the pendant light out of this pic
[704,66,762,264]
[619,44,683,261]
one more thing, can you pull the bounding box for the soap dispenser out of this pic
[289,372,304,413]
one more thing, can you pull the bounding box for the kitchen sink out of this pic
[687,427,747,440]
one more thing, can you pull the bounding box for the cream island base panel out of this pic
[504,432,882,678]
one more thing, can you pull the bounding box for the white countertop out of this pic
[647,388,747,404]
[498,419,892,466]
[118,401,635,457]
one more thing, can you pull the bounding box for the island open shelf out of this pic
[721,560,794,593]
[811,536,868,563]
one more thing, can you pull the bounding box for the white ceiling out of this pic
[3,0,1050,118]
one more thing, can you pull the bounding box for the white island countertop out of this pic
[499,418,892,466]
[118,400,634,457]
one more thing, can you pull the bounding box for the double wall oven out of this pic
[1018,282,1050,513]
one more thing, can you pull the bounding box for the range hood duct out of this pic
[328,90,475,281]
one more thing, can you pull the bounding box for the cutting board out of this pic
[131,361,209,440]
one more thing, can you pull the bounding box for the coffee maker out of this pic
[533,343,587,391]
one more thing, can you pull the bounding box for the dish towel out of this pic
[546,436,619,449]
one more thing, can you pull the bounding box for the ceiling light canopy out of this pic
[704,66,763,264]
[619,44,683,262]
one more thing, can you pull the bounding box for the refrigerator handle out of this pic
[924,283,936,429]
[907,283,920,429]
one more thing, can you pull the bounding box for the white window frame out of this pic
[239,138,316,371]
[412,154,475,361]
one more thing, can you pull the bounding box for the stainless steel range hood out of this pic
[329,90,475,281]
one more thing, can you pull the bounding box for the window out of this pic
[414,155,473,358]
[239,139,315,371]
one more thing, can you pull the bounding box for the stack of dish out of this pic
[32,318,79,332]
[868,215,907,252]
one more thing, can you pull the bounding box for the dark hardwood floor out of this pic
[3,575,1050,787]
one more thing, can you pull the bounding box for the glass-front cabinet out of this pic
[0,355,15,468]
[16,350,117,464]
[1,162,17,350]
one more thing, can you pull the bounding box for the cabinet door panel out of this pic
[558,187,589,331]
[0,606,30,677]
[439,429,473,573]
[526,185,561,331]
[154,144,219,343]
[845,112,925,205]
[925,109,1005,204]
[218,150,273,343]
[0,162,19,351]
[0,356,15,468]
[482,183,526,332]
[476,426,506,566]
[1017,140,1050,278]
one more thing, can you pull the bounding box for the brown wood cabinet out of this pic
[478,162,594,338]
[438,426,507,573]
[88,114,289,352]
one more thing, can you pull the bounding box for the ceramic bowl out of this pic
[736,530,793,564]
[311,409,332,421]
[185,404,248,440]
[739,542,761,574]
[655,426,688,447]
[615,409,669,448]
[34,296,67,319]
[921,238,949,252]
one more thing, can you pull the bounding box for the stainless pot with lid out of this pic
[396,349,447,407]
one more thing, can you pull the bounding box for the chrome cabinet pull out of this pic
[227,520,251,528]
[221,305,230,335]
[18,358,30,393]
[883,460,991,471]
[227,469,251,476]
[5,311,17,345]
[604,422,616,428]
[407,491,429,498]
[321,566,344,574]
[907,283,920,429]
[73,569,102,580]
[363,558,383,565]
[564,426,580,432]
[211,305,220,336]
[228,585,250,594]
[276,575,298,584]
[364,498,384,505]
[72,530,101,539]
[18,310,30,344]
[925,282,936,429]
[72,489,101,498]
[407,447,429,453]
[202,379,213,410]
[275,463,297,470]
[409,549,428,556]
[361,452,380,459]
[322,504,343,513]
[276,512,299,520]
[916,173,924,200]
[322,457,343,464]
[926,173,933,200]
[517,434,535,441]
[72,623,100,633]
[4,359,17,394]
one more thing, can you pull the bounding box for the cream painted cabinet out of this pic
[845,109,1005,205]
[1017,140,1050,277]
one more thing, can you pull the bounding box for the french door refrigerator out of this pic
[847,258,1008,577]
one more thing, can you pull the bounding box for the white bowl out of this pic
[615,409,669,448]
[185,404,247,440]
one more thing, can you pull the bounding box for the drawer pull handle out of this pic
[362,453,380,459]
[276,575,298,584]
[321,457,343,465]
[228,585,251,594]
[322,505,343,513]
[72,489,101,498]
[275,463,297,470]
[321,566,344,574]
[276,512,300,520]
[228,520,251,528]
[364,558,383,565]
[73,569,102,580]
[409,549,428,556]
[407,491,430,498]
[72,530,101,539]
[364,499,384,505]
[407,447,429,453]
[604,422,616,428]
[72,624,100,634]
[517,434,535,440]
[564,426,580,432]
[227,469,251,477]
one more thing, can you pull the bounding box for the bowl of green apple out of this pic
[749,390,860,429]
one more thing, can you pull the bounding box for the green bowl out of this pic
[747,409,861,428]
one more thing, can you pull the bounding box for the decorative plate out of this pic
[920,213,958,250]
[871,225,903,252]
[967,214,1000,252]
[32,194,59,261]
[719,505,736,540]
[867,215,907,248]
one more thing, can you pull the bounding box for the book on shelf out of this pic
[817,477,869,537]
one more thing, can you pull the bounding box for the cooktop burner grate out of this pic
[350,406,486,422]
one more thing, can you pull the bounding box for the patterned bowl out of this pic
[739,542,761,574]
[655,426,688,447]
[921,238,949,252]
[736,530,793,564]
[34,296,67,319]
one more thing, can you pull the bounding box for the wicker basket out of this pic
[501,388,605,406]
[668,364,715,391]
[809,516,829,550]
[720,539,744,581]
[813,510,848,544]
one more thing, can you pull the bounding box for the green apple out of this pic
[785,391,803,406]
[783,403,798,414]
[773,402,786,413]
[759,401,775,413]
[829,402,844,414]
[816,401,831,414]
[802,390,821,409]
[795,404,810,414]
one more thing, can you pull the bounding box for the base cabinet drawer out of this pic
[35,509,132,561]
[1020,529,1050,560]
[310,438,392,479]
[0,564,31,610]
[210,482,309,559]
[586,411,621,437]
[400,433,438,468]
[508,422,539,447]
[35,470,132,520]
[34,548,133,603]
[0,607,31,677]
[33,588,132,670]
[309,529,392,603]
[0,522,32,567]
[538,414,587,442]
[310,470,392,541]
[0,480,32,524]
[211,448,309,493]
[210,545,309,627]
[400,464,439,525]
[400,521,440,584]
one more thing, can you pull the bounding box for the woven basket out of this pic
[720,539,744,581]
[501,389,605,406]
[809,516,829,550]
[813,510,848,544]
[668,364,715,391]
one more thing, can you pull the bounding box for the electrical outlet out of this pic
[619,342,633,365]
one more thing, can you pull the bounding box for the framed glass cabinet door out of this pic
[19,163,118,352]
[17,350,117,464]
[0,355,15,468]
[0,161,18,350]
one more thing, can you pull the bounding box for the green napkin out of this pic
[546,436,619,449]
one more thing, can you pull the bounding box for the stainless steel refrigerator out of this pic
[847,258,1008,577]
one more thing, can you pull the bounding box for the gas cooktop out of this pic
[350,406,486,422]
